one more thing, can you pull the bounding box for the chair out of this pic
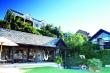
[79,55,85,59]
[28,55,35,62]
[5,56,13,63]
[79,55,87,69]
[0,59,7,63]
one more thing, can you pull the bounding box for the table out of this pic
[0,59,7,63]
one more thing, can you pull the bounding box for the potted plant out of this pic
[87,58,102,72]
[54,56,63,68]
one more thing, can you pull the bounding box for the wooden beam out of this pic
[27,48,29,62]
[11,47,14,64]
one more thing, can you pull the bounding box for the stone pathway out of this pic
[0,62,58,68]
[0,62,59,73]
[0,68,22,73]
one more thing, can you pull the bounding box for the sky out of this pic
[1,0,110,36]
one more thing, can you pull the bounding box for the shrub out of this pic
[96,50,110,66]
[54,56,63,64]
[87,58,102,72]
[66,54,86,68]
[80,41,99,59]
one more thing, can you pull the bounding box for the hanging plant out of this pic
[54,56,63,68]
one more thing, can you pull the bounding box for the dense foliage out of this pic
[64,33,87,48]
[66,54,85,68]
[63,32,102,68]
[87,58,102,72]
[96,50,110,66]
[64,33,87,55]
[0,12,62,37]
[0,20,11,29]
[54,56,63,64]
[80,41,100,59]
[41,24,62,37]
[0,12,40,34]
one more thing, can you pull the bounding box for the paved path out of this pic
[0,62,58,68]
[0,62,59,73]
[0,68,22,73]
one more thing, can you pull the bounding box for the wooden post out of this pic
[64,48,67,69]
[54,49,56,58]
[8,47,11,59]
[12,47,14,64]
[27,48,29,62]
[0,42,3,59]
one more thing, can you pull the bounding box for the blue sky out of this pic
[1,0,110,35]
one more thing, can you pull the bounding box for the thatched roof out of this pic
[0,28,60,47]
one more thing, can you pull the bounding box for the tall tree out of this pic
[41,24,62,37]
[80,41,100,59]
[64,33,87,55]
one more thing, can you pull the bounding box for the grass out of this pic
[21,67,110,73]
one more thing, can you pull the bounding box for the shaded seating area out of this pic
[0,37,18,64]
[0,28,67,64]
[5,56,13,63]
[28,55,35,62]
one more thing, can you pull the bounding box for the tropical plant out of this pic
[80,41,100,59]
[41,24,62,37]
[66,54,85,68]
[64,33,87,56]
[87,58,102,72]
[0,20,11,29]
[37,29,56,37]
[5,11,13,23]
[96,50,110,66]
[54,56,63,64]
[4,11,63,37]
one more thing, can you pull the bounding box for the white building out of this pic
[4,9,45,29]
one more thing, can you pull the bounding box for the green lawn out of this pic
[21,67,110,73]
